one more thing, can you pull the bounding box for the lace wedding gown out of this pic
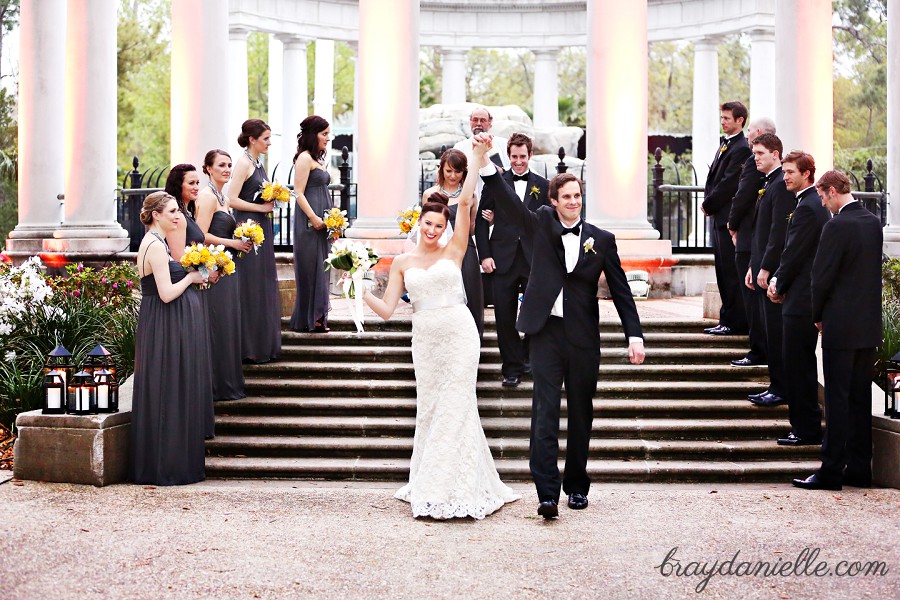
[397,258,520,519]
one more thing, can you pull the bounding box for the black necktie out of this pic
[561,223,580,236]
[512,173,529,182]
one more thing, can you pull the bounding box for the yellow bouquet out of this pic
[234,219,265,256]
[259,180,293,216]
[179,243,236,288]
[397,204,421,235]
[322,207,349,241]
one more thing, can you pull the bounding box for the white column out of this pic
[268,35,285,181]
[775,0,833,172]
[7,0,67,252]
[440,48,467,105]
[749,27,776,122]
[349,40,360,182]
[56,0,127,250]
[279,35,310,179]
[313,39,335,124]
[691,36,721,188]
[226,26,250,160]
[350,0,418,242]
[532,48,560,129]
[884,0,900,251]
[586,0,658,239]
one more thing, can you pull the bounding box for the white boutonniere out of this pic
[583,237,596,254]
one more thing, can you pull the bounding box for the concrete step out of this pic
[204,455,821,483]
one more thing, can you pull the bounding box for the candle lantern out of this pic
[886,352,900,419]
[67,370,97,415]
[44,345,74,392]
[42,370,66,414]
[84,344,115,376]
[93,369,119,413]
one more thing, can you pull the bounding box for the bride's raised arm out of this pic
[445,140,485,259]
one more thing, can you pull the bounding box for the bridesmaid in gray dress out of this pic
[229,119,282,363]
[194,149,253,401]
[290,115,334,332]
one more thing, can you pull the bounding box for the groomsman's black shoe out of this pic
[731,357,766,367]
[747,389,769,401]
[777,432,822,446]
[502,375,520,387]
[843,473,872,488]
[522,362,532,375]
[792,473,841,491]
[751,392,786,407]
[703,324,722,334]
[567,493,589,510]
[537,500,558,519]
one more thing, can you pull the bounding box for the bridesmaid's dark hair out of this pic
[164,163,198,217]
[203,149,232,176]
[436,149,468,188]
[294,115,330,163]
[421,202,451,223]
[237,118,270,148]
[140,191,176,226]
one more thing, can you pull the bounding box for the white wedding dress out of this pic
[396,258,520,519]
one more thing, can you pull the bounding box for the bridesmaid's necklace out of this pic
[208,181,226,207]
[440,183,462,198]
[244,149,263,170]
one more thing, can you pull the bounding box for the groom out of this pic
[474,134,645,520]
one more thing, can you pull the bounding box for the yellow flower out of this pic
[189,250,201,264]
[223,261,235,275]
[530,185,539,197]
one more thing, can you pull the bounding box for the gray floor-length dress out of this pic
[290,168,333,331]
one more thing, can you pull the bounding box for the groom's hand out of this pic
[628,341,645,365]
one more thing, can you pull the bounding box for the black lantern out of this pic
[44,345,74,392]
[84,344,115,376]
[67,370,97,415]
[885,352,900,418]
[93,369,119,413]
[42,370,66,414]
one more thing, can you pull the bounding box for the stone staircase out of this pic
[205,312,820,482]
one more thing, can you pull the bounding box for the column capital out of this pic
[532,47,561,59]
[694,35,725,50]
[747,27,776,43]
[229,26,250,40]
[275,33,312,48]
[439,47,467,60]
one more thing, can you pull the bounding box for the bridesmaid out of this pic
[229,119,281,363]
[290,115,333,333]
[422,149,483,336]
[194,149,252,401]
[131,192,207,485]
[164,164,215,438]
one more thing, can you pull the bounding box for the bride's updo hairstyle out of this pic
[294,115,330,163]
[426,191,449,206]
[436,149,468,187]
[140,191,176,226]
[237,118,270,148]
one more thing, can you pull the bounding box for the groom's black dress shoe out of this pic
[750,392,786,407]
[703,324,721,334]
[843,472,872,488]
[792,473,841,491]
[747,389,769,401]
[502,375,520,387]
[567,493,588,510]
[777,432,822,446]
[537,500,558,519]
[731,357,766,367]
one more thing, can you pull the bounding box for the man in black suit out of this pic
[475,133,550,387]
[793,170,882,491]
[727,118,776,367]
[766,151,830,445]
[475,133,644,520]
[745,133,794,407]
[702,101,751,336]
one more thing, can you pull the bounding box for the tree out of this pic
[0,0,19,81]
[247,32,268,120]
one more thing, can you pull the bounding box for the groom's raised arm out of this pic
[479,163,538,236]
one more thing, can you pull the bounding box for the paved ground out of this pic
[0,479,896,599]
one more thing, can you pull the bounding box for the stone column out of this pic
[586,0,658,240]
[267,35,285,180]
[775,0,833,172]
[55,0,127,251]
[748,27,776,122]
[691,36,720,188]
[883,0,900,253]
[440,48,467,105]
[278,35,310,179]
[7,0,67,253]
[349,40,360,182]
[350,0,418,248]
[532,48,560,129]
[226,26,250,159]
[313,39,335,125]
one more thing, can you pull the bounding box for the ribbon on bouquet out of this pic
[342,270,366,333]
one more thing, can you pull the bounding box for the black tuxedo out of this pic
[482,170,642,502]
[772,186,830,439]
[704,132,751,331]
[811,201,882,484]
[728,153,767,361]
[749,167,794,398]
[475,170,550,377]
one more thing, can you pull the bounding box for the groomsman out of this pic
[727,118,776,367]
[475,133,550,387]
[702,101,751,336]
[766,151,829,445]
[475,133,644,520]
[793,170,881,491]
[745,133,794,408]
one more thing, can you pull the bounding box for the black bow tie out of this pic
[511,173,529,182]
[719,135,727,145]
[561,223,580,236]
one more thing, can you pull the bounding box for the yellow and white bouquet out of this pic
[397,204,421,235]
[260,179,292,211]
[324,239,380,333]
[233,219,265,256]
[179,243,236,288]
[322,207,349,241]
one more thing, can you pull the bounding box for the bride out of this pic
[363,138,520,519]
